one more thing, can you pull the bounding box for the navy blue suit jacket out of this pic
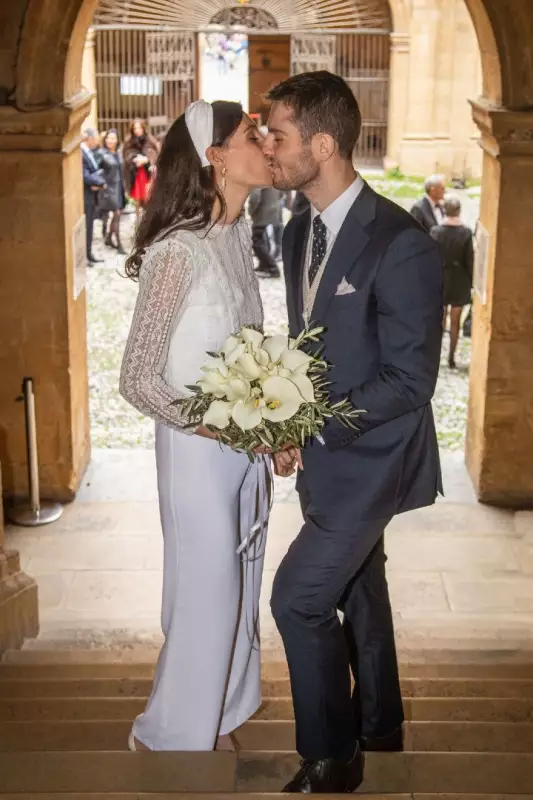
[283,182,444,527]
[82,148,105,211]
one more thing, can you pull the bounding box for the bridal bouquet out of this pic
[175,326,362,457]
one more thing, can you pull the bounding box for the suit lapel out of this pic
[311,184,376,323]
[289,209,311,328]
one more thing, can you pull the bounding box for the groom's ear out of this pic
[311,132,336,163]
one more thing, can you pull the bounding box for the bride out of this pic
[120,99,274,752]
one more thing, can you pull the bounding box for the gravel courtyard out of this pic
[87,175,479,452]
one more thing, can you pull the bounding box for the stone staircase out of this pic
[1,648,533,797]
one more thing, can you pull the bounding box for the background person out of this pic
[248,186,284,278]
[430,194,474,368]
[124,119,160,219]
[81,128,106,266]
[410,174,446,232]
[98,129,127,255]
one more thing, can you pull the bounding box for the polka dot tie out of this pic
[309,215,328,286]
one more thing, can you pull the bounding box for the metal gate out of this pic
[94,25,389,165]
[94,26,195,141]
[291,30,390,166]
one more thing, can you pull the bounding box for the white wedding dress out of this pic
[120,217,272,750]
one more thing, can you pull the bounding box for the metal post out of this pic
[7,377,63,527]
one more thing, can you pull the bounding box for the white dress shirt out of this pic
[428,195,444,224]
[310,173,365,246]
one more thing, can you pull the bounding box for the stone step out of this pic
[1,751,533,793]
[3,675,533,700]
[0,677,292,699]
[2,675,533,699]
[0,796,413,800]
[0,676,296,699]
[255,697,533,723]
[0,796,532,800]
[1,718,532,753]
[2,695,533,723]
[3,649,533,679]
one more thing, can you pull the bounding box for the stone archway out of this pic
[1,0,533,506]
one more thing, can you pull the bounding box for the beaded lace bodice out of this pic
[119,217,263,431]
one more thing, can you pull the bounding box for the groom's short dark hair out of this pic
[266,71,361,159]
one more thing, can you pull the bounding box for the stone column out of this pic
[384,32,411,171]
[81,28,98,132]
[0,463,39,654]
[0,93,93,501]
[397,0,441,176]
[466,100,533,506]
[396,0,482,179]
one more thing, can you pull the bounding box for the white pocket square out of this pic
[335,277,357,296]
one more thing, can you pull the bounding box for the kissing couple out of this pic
[120,71,443,793]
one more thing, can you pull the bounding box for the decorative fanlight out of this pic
[93,0,392,32]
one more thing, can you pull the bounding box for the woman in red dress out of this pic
[123,119,160,218]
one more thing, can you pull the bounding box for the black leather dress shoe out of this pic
[361,726,403,752]
[282,744,364,793]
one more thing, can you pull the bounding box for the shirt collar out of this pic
[310,174,365,236]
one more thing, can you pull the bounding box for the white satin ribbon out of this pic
[184,99,213,168]
[237,455,273,650]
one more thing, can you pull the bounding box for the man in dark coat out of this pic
[410,174,446,232]
[263,72,443,794]
[81,128,106,266]
[248,186,284,278]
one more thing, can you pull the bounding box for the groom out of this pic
[263,72,443,793]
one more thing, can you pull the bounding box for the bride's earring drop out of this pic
[221,166,227,193]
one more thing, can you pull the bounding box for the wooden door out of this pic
[248,35,290,124]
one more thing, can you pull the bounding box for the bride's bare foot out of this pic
[215,733,236,752]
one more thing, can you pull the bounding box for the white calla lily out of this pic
[221,335,243,360]
[262,334,289,364]
[224,342,247,367]
[234,352,262,381]
[261,376,304,422]
[288,373,316,403]
[203,400,233,429]
[201,356,230,377]
[232,397,263,431]
[225,377,251,403]
[281,348,313,375]
[255,348,270,368]
[241,327,264,351]
[197,369,229,398]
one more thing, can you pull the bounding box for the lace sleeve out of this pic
[119,238,196,432]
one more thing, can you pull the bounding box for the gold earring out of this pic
[221,166,227,193]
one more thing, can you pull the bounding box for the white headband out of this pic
[185,100,213,168]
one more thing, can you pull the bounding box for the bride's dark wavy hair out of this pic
[125,100,244,280]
